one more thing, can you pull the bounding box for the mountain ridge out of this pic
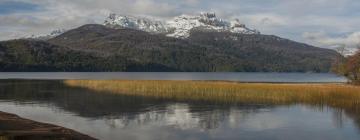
[104,12,260,38]
[0,12,341,72]
[46,24,338,72]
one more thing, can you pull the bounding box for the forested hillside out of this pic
[0,24,340,72]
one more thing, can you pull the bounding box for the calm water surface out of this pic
[0,72,347,83]
[0,80,359,140]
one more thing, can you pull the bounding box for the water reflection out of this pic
[0,80,359,140]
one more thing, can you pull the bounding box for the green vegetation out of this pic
[333,50,360,84]
[0,24,340,72]
[0,39,174,71]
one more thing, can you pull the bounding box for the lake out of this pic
[0,72,347,83]
[0,79,359,140]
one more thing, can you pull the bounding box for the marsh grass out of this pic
[64,80,360,110]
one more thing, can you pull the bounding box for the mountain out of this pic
[104,12,259,38]
[0,12,340,72]
[45,24,338,72]
[104,13,168,34]
[25,29,67,41]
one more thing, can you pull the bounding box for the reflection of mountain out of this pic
[0,80,167,117]
[0,80,359,132]
[0,80,270,130]
[102,104,272,131]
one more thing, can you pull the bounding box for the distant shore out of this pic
[0,72,347,83]
[0,111,96,140]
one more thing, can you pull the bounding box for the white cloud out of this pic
[0,0,187,40]
[240,14,288,27]
[131,0,177,16]
[303,31,360,55]
[1,0,360,53]
[184,0,200,5]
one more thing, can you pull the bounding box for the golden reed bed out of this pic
[64,80,360,109]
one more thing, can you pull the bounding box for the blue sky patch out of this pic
[0,1,40,14]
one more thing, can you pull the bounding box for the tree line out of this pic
[332,48,360,84]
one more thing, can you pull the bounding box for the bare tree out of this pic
[332,45,347,75]
[345,49,360,84]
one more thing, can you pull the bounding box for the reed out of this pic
[64,80,360,109]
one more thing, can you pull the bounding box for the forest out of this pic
[0,24,340,72]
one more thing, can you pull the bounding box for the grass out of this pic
[64,80,360,109]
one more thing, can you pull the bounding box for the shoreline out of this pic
[0,72,347,83]
[0,111,97,140]
[0,79,348,84]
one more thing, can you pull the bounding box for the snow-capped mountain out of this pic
[104,12,260,38]
[104,13,168,33]
[26,29,66,40]
[166,12,260,38]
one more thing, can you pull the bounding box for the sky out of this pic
[0,0,360,51]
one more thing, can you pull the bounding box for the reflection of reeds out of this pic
[64,80,360,108]
[0,136,9,140]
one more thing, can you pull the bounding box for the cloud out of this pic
[184,0,200,5]
[0,1,40,14]
[1,0,360,54]
[21,0,182,17]
[243,14,288,26]
[0,0,189,40]
[130,0,178,16]
[303,31,360,54]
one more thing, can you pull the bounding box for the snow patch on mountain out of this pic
[104,13,168,33]
[26,29,66,40]
[166,12,259,38]
[104,12,260,38]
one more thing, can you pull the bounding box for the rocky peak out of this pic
[103,12,260,38]
[200,12,216,19]
[104,13,168,33]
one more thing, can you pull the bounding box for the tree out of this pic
[345,50,360,84]
[331,45,347,75]
[332,44,360,84]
